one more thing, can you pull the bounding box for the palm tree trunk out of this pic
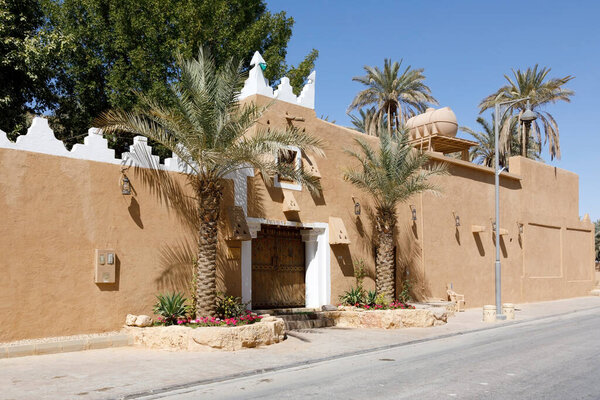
[375,209,396,299]
[195,178,223,318]
[387,104,392,135]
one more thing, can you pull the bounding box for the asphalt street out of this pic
[140,309,600,399]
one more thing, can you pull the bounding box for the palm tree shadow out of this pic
[155,240,196,293]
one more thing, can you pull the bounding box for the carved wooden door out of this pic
[252,226,305,308]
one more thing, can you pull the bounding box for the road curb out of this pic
[121,304,600,399]
[0,334,133,359]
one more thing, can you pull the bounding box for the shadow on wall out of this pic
[156,240,196,293]
[396,219,430,302]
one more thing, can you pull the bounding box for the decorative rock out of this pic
[124,317,286,352]
[134,315,153,327]
[125,314,137,326]
[322,307,450,329]
[321,304,337,311]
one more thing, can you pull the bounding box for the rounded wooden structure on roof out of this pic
[406,107,458,140]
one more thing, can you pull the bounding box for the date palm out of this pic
[348,59,437,135]
[96,50,323,318]
[461,114,541,168]
[479,65,574,160]
[344,129,446,299]
[348,107,381,136]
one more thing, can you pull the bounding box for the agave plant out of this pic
[339,287,365,306]
[153,292,190,325]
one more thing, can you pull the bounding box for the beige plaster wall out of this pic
[0,149,240,342]
[0,95,594,341]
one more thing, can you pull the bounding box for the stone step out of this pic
[590,288,600,296]
[254,308,319,315]
[277,313,319,321]
[284,318,334,330]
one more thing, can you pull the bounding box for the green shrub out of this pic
[397,279,413,303]
[375,293,391,307]
[339,287,365,306]
[216,294,248,319]
[153,292,190,325]
[353,258,367,291]
[365,290,377,306]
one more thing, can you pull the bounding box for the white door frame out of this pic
[242,218,330,309]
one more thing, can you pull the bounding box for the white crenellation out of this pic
[0,128,14,148]
[70,128,119,164]
[14,117,70,157]
[239,51,316,110]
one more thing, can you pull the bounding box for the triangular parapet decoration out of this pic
[274,77,297,104]
[0,128,14,148]
[297,71,316,109]
[71,128,119,164]
[239,51,273,100]
[14,117,70,157]
[239,51,316,110]
[122,136,161,169]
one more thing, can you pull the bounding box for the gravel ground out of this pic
[0,331,123,347]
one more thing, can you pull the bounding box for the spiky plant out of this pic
[479,65,574,160]
[96,50,323,318]
[153,292,190,325]
[460,114,542,168]
[343,129,446,299]
[348,59,437,135]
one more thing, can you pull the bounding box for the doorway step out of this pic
[254,308,334,330]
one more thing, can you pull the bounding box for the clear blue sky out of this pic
[267,0,600,222]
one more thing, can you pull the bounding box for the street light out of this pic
[493,98,536,320]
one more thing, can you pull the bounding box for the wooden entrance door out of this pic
[252,225,305,308]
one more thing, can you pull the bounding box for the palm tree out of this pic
[479,65,574,160]
[348,107,381,136]
[96,50,323,318]
[343,129,446,299]
[348,59,438,135]
[461,114,541,167]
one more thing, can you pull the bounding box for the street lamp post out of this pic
[493,98,536,320]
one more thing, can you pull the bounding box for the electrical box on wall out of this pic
[95,249,116,283]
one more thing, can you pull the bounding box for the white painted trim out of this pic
[273,145,302,191]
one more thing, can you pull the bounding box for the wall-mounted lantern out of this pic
[410,205,417,221]
[121,175,131,195]
[492,221,497,232]
[352,196,361,216]
[517,222,524,234]
[454,213,461,227]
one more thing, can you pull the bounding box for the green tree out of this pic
[96,50,323,317]
[343,129,445,299]
[36,0,317,155]
[0,0,56,138]
[348,59,437,135]
[460,114,541,168]
[479,65,574,160]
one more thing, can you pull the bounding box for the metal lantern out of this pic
[455,215,461,227]
[121,175,131,195]
[354,201,361,216]
[411,206,417,221]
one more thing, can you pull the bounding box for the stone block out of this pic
[35,342,63,355]
[60,339,87,353]
[6,344,35,358]
[111,335,131,347]
[87,337,112,350]
[0,347,7,359]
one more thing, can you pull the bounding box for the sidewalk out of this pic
[1,296,599,400]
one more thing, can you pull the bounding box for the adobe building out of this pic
[0,52,595,341]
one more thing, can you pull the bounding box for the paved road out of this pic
[138,309,600,399]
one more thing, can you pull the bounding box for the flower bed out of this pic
[350,301,416,311]
[323,304,450,329]
[125,315,285,351]
[158,313,263,327]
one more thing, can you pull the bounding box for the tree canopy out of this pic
[1,0,318,156]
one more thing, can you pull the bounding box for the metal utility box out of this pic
[95,249,116,283]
